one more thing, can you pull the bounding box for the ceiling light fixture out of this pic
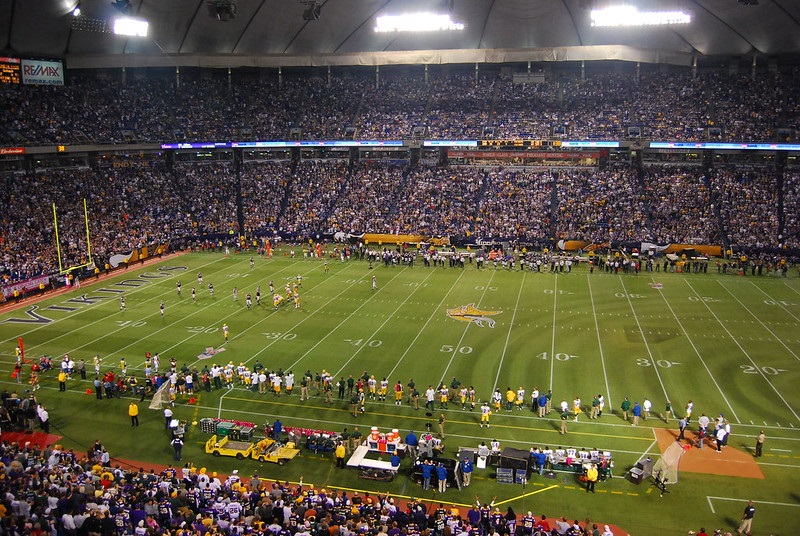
[113,17,148,36]
[72,2,81,17]
[375,13,465,33]
[590,5,691,27]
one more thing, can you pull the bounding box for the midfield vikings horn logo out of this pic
[446,303,502,328]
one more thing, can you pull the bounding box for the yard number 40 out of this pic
[537,352,577,361]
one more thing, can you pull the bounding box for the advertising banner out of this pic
[21,59,64,86]
[1,274,50,299]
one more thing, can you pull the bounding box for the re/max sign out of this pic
[23,64,61,77]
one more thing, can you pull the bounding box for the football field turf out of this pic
[1,251,799,534]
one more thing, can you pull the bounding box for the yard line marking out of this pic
[438,270,497,386]
[334,267,435,379]
[386,270,466,380]
[653,280,740,422]
[20,255,258,359]
[586,274,612,410]
[54,257,337,377]
[685,280,800,422]
[771,448,792,452]
[731,280,800,361]
[783,281,800,298]
[491,271,526,393]
[221,384,800,433]
[216,263,391,413]
[216,396,657,442]
[261,265,409,374]
[707,496,800,514]
[757,460,800,469]
[147,258,328,364]
[493,485,559,506]
[640,429,659,460]
[198,260,370,358]
[61,256,304,361]
[618,278,669,400]
[3,253,226,348]
[549,276,558,391]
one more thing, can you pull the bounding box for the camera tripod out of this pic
[652,475,670,497]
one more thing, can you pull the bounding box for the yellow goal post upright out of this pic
[52,198,95,276]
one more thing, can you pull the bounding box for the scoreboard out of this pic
[478,139,562,148]
[0,56,20,84]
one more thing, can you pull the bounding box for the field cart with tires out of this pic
[205,434,255,460]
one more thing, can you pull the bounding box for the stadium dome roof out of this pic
[3,0,800,69]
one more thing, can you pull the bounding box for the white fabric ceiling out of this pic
[2,0,799,68]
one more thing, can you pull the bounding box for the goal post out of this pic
[52,198,95,275]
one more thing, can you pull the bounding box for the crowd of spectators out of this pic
[712,168,779,250]
[279,160,351,236]
[2,65,798,144]
[782,169,800,249]
[0,433,624,536]
[554,169,647,243]
[473,170,553,242]
[2,63,800,283]
[393,167,485,237]
[424,74,495,140]
[2,158,800,285]
[172,162,238,237]
[640,166,720,245]
[357,75,429,140]
[325,162,407,235]
[240,161,291,236]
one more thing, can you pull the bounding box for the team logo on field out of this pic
[446,303,502,328]
[198,347,226,360]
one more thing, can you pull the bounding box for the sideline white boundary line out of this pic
[586,274,613,410]
[684,279,800,423]
[654,279,740,422]
[706,495,800,514]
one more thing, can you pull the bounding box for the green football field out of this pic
[1,250,799,535]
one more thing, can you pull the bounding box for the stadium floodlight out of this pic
[590,5,691,27]
[375,13,465,33]
[113,17,149,37]
[72,3,81,17]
